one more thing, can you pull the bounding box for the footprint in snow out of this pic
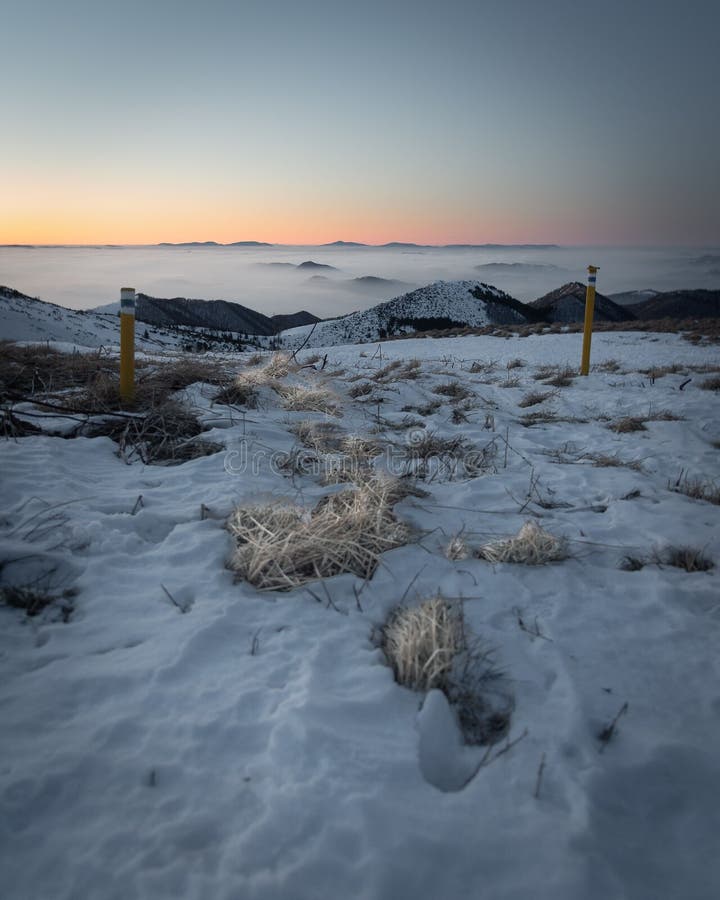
[417,689,487,792]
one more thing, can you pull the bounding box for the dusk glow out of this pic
[3,0,720,247]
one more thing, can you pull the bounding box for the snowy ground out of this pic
[1,330,719,900]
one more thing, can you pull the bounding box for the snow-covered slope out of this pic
[280,280,532,348]
[0,286,264,352]
[1,330,719,900]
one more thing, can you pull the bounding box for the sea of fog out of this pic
[1,245,718,317]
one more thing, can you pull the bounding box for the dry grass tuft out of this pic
[433,381,473,402]
[671,474,720,505]
[278,385,340,415]
[469,360,497,375]
[445,535,470,561]
[381,597,512,744]
[648,409,683,422]
[348,381,374,399]
[227,477,409,590]
[291,419,345,453]
[372,360,403,381]
[401,431,496,481]
[91,400,222,465]
[382,596,463,692]
[595,359,622,373]
[700,375,720,391]
[0,584,76,619]
[653,546,714,573]
[610,416,647,433]
[322,435,383,485]
[477,520,568,565]
[582,452,643,471]
[450,408,469,425]
[517,390,554,408]
[506,358,526,369]
[543,367,576,388]
[214,377,259,408]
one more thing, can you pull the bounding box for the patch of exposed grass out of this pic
[700,375,720,391]
[655,546,714,573]
[0,585,76,619]
[381,596,511,744]
[517,390,554,408]
[348,381,374,399]
[609,416,647,433]
[433,381,473,402]
[278,385,340,415]
[582,452,644,471]
[291,420,345,453]
[214,377,259,408]
[372,360,403,381]
[90,400,223,465]
[227,477,409,590]
[477,521,568,565]
[671,474,720,505]
[401,431,496,481]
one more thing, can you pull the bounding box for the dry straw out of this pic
[227,477,409,590]
[477,520,568,565]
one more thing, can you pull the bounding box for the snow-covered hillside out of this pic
[2,329,719,900]
[280,280,530,348]
[0,286,266,352]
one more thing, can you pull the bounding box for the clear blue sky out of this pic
[3,0,719,245]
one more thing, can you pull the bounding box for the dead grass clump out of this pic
[246,352,264,366]
[506,358,526,369]
[227,478,409,590]
[400,359,422,379]
[595,359,622,373]
[445,535,469,560]
[144,357,226,391]
[415,399,442,417]
[517,390,554,408]
[700,375,720,391]
[647,410,683,422]
[543,367,576,388]
[499,374,521,388]
[654,546,714,573]
[610,416,647,433]
[373,360,403,381]
[0,342,118,401]
[381,597,512,745]
[322,436,383,485]
[477,521,568,565]
[520,411,560,426]
[469,360,497,375]
[0,585,75,618]
[450,408,469,424]
[348,381,374,399]
[214,377,259,407]
[382,596,463,692]
[582,452,643,471]
[262,352,294,379]
[402,431,496,481]
[278,385,340,415]
[93,400,222,465]
[671,474,720,505]
[291,420,345,452]
[433,381,473,402]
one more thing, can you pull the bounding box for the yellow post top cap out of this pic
[587,265,599,273]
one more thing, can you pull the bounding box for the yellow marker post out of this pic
[119,287,136,402]
[580,265,599,376]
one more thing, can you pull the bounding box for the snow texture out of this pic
[1,327,719,900]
